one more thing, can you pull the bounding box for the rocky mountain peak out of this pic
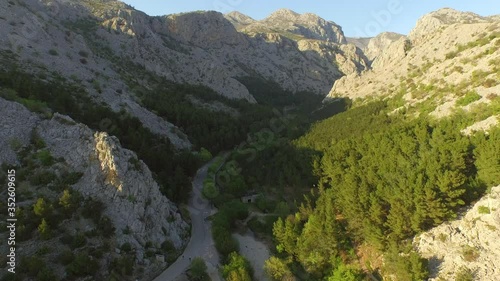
[224,11,256,29]
[364,32,405,61]
[242,9,347,43]
[409,8,489,39]
[165,11,244,48]
[267,8,300,20]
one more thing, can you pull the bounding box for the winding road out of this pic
[153,160,222,281]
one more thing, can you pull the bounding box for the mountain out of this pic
[224,11,256,29]
[238,8,347,43]
[347,32,404,62]
[325,8,499,120]
[0,0,369,150]
[1,2,499,280]
[0,97,189,279]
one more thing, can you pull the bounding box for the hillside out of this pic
[0,2,499,281]
[325,8,500,125]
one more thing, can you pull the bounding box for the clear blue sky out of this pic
[121,1,500,37]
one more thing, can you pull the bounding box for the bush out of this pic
[36,267,58,281]
[161,240,175,253]
[66,253,98,277]
[48,49,58,56]
[478,206,491,214]
[189,257,209,281]
[36,150,54,166]
[20,256,45,277]
[455,266,474,281]
[222,252,253,281]
[97,216,115,238]
[110,255,134,276]
[58,250,75,265]
[462,245,480,262]
[456,91,481,106]
[120,242,133,253]
[29,171,57,186]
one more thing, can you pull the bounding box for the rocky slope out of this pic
[239,8,347,43]
[363,32,405,61]
[347,32,404,62]
[415,185,500,281]
[0,0,369,148]
[325,8,500,120]
[0,97,189,278]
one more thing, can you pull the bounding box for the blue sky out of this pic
[121,1,500,37]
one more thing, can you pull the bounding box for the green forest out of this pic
[1,64,500,281]
[223,100,500,280]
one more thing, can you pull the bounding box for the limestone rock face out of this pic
[364,32,405,61]
[224,11,256,30]
[0,97,40,165]
[409,8,491,39]
[415,185,500,281]
[0,97,189,258]
[324,9,499,120]
[0,0,369,117]
[242,8,347,44]
[165,11,247,48]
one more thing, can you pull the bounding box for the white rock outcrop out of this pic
[415,185,500,281]
[0,98,189,258]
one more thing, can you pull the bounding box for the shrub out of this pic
[36,150,54,166]
[70,233,87,249]
[20,256,45,277]
[478,206,491,214]
[482,79,497,88]
[462,245,480,262]
[48,49,58,56]
[110,255,134,276]
[120,242,133,253]
[97,216,115,238]
[189,257,209,281]
[66,253,98,277]
[36,267,57,281]
[38,219,51,240]
[58,250,75,265]
[455,266,474,281]
[29,171,57,186]
[456,91,481,106]
[161,240,175,252]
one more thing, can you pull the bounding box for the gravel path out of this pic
[233,232,271,281]
[153,161,222,281]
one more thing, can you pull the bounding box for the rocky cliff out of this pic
[325,8,499,120]
[240,8,347,44]
[0,97,189,278]
[415,185,500,281]
[0,0,369,149]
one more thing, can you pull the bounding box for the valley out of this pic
[0,1,499,281]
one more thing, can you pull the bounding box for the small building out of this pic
[155,254,165,263]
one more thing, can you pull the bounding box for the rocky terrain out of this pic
[325,8,500,122]
[415,185,500,281]
[1,2,499,280]
[0,0,369,149]
[0,97,189,279]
